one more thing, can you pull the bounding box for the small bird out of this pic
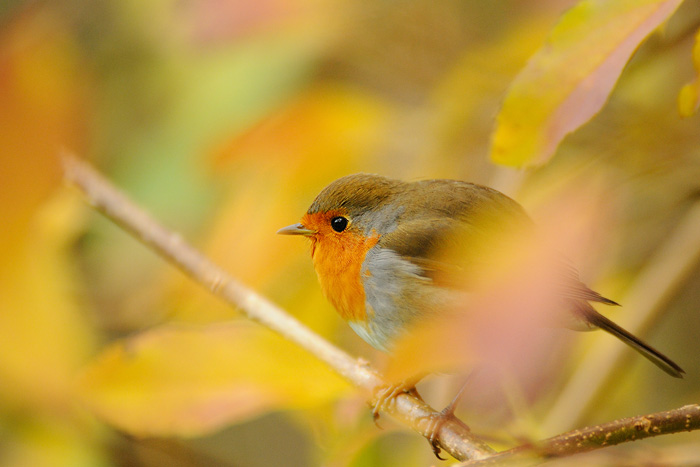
[279,173,683,379]
[279,174,684,450]
[279,173,684,456]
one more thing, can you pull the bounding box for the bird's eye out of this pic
[330,216,349,232]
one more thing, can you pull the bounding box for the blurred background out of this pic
[2,0,700,465]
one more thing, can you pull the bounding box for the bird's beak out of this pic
[277,223,316,236]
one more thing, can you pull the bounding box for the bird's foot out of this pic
[423,403,467,460]
[371,378,470,460]
[371,380,421,427]
[424,381,469,460]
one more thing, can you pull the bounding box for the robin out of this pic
[278,174,684,451]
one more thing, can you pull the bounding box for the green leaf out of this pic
[491,0,684,167]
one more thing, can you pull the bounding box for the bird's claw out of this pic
[371,380,468,460]
[371,381,419,427]
[424,405,465,460]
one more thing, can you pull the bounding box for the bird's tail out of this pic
[578,304,685,378]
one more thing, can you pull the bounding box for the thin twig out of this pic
[543,200,700,434]
[60,152,494,461]
[461,404,700,466]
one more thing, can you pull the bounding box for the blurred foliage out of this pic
[2,0,700,466]
[679,26,700,116]
[491,0,685,166]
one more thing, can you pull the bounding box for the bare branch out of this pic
[60,152,494,461]
[462,404,700,465]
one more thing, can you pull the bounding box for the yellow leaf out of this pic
[678,27,700,117]
[490,0,684,167]
[78,322,350,437]
[2,416,108,467]
[0,191,95,409]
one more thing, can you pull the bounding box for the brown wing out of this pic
[379,182,619,308]
[378,217,477,288]
[378,181,532,288]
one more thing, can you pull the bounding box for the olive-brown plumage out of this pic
[279,173,684,378]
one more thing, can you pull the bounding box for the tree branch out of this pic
[461,404,700,465]
[62,153,699,463]
[60,152,494,461]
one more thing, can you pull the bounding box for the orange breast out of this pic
[302,212,379,323]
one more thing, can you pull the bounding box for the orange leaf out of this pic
[0,10,88,249]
